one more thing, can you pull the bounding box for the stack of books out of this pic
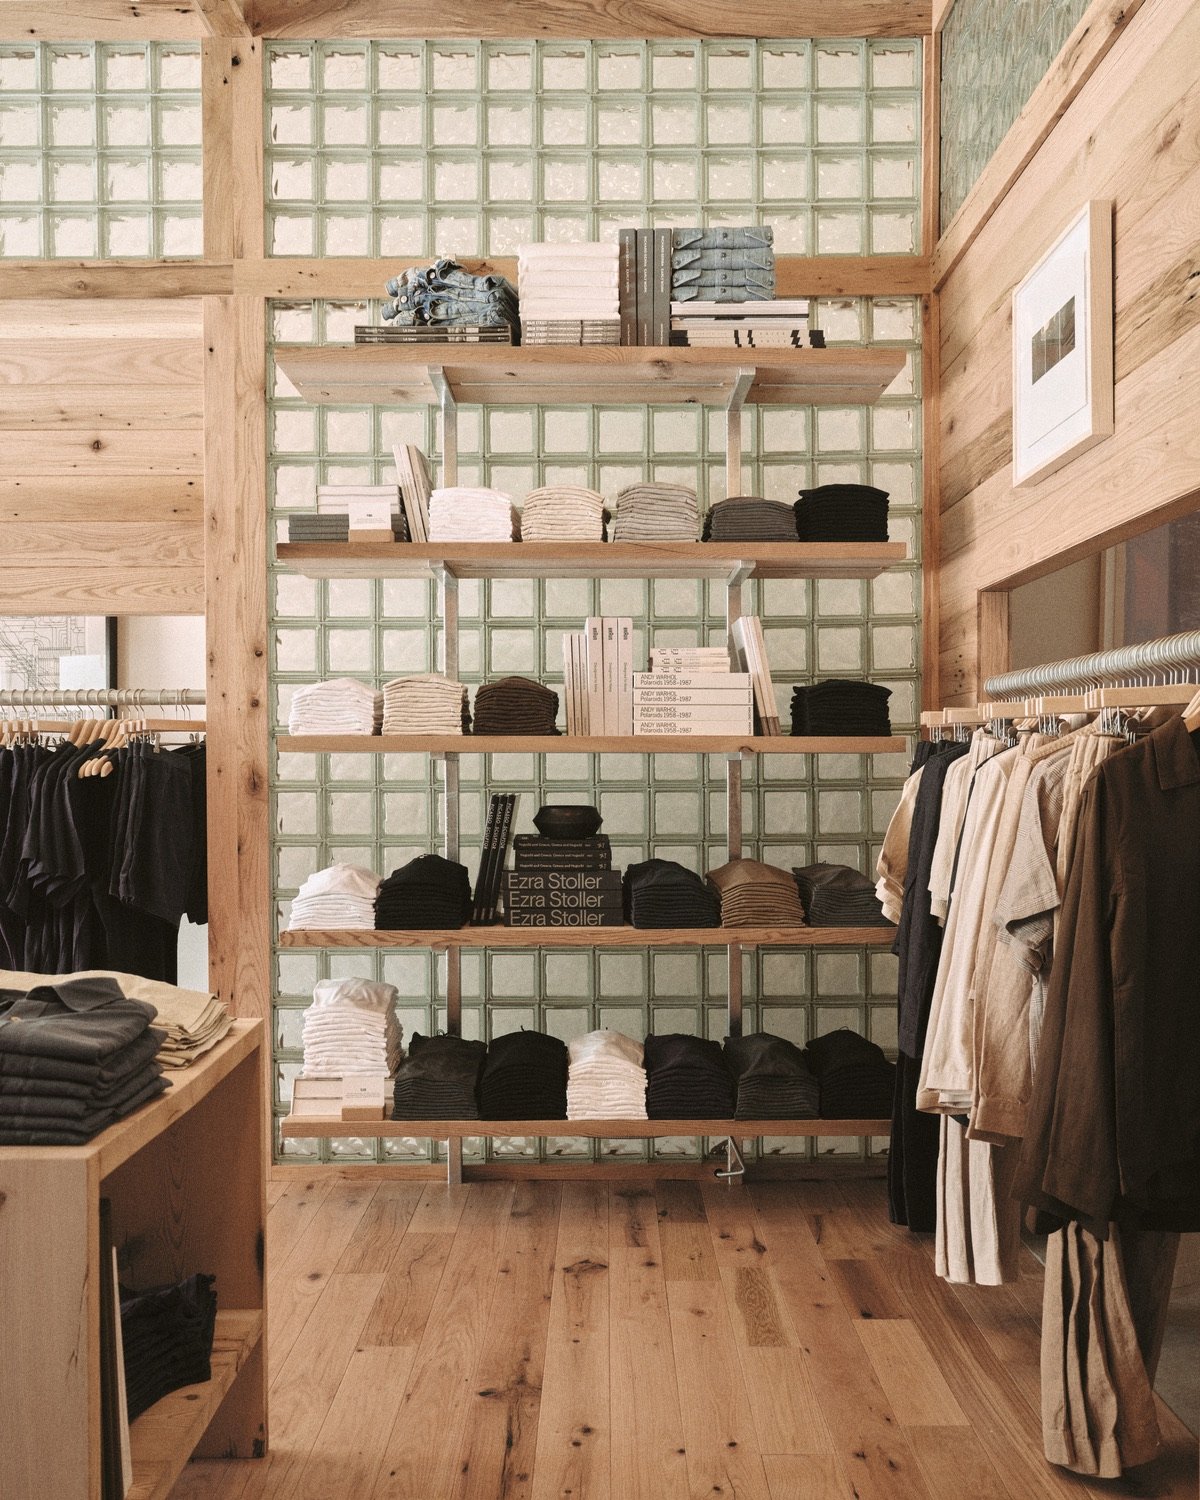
[730,616,782,735]
[522,320,620,346]
[503,833,621,927]
[617,228,673,346]
[355,325,513,344]
[472,793,517,923]
[391,443,433,541]
[669,300,824,348]
[561,616,634,735]
[633,666,753,735]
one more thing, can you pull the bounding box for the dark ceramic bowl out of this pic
[533,804,603,840]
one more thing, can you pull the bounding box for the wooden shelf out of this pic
[281,1115,889,1139]
[275,539,907,582]
[278,733,907,755]
[280,926,896,950]
[273,343,907,408]
[127,1310,263,1500]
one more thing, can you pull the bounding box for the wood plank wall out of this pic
[0,297,205,614]
[935,0,1200,702]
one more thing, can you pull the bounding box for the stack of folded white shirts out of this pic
[566,1029,648,1120]
[610,482,699,542]
[287,863,381,930]
[519,485,607,542]
[428,486,518,542]
[300,978,405,1079]
[287,678,382,736]
[518,243,620,344]
[381,673,471,734]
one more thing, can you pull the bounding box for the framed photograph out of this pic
[1012,200,1113,487]
[0,616,115,694]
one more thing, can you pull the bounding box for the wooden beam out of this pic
[243,0,932,40]
[920,292,940,709]
[0,1,203,39]
[202,42,235,261]
[920,31,940,259]
[976,590,1009,692]
[930,0,955,32]
[0,261,233,298]
[934,0,1146,288]
[230,38,264,261]
[193,0,248,35]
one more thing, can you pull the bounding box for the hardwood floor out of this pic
[173,1177,1198,1500]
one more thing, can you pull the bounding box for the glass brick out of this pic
[321,48,368,92]
[541,156,588,202]
[815,99,863,145]
[322,101,369,147]
[269,47,312,91]
[48,47,93,90]
[651,155,697,200]
[597,155,642,201]
[0,49,38,91]
[870,153,916,200]
[760,153,806,201]
[269,102,313,147]
[541,48,588,91]
[50,213,96,255]
[431,47,478,92]
[815,152,863,200]
[271,156,313,199]
[0,160,39,200]
[49,158,94,202]
[871,43,918,90]
[433,156,479,200]
[815,43,863,89]
[706,101,752,145]
[595,101,642,146]
[706,46,752,91]
[102,48,148,91]
[0,102,38,147]
[596,48,642,91]
[816,208,864,254]
[377,153,422,199]
[651,101,697,147]
[51,102,97,147]
[870,209,916,254]
[105,210,150,255]
[543,101,588,146]
[376,47,422,91]
[486,47,532,91]
[760,99,807,146]
[433,100,478,146]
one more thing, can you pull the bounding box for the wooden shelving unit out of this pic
[281,1115,890,1140]
[278,733,907,755]
[280,925,897,950]
[275,539,907,581]
[0,1022,266,1500]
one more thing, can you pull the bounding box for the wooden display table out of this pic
[0,1019,265,1500]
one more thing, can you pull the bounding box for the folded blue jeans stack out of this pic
[671,226,776,302]
[382,258,520,330]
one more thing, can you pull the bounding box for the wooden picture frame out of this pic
[1011,199,1113,487]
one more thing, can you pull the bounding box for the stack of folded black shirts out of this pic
[793,862,893,927]
[392,1032,486,1119]
[0,976,168,1144]
[794,484,889,541]
[623,858,721,928]
[375,854,473,929]
[473,676,560,735]
[120,1273,218,1421]
[478,1030,568,1119]
[644,1033,736,1119]
[723,1033,819,1119]
[790,679,892,736]
[287,512,408,542]
[806,1028,896,1118]
[702,496,798,542]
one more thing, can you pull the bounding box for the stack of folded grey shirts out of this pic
[382,674,471,734]
[723,1032,819,1119]
[428,486,519,542]
[644,1033,736,1118]
[623,858,721,928]
[392,1032,486,1119]
[790,680,892,737]
[706,858,808,928]
[806,1027,896,1119]
[287,678,382,735]
[120,1273,218,1422]
[793,862,893,928]
[520,485,607,542]
[702,496,798,542]
[287,511,408,542]
[473,676,560,735]
[0,975,168,1144]
[287,863,381,930]
[671,226,775,303]
[610,482,699,542]
[794,484,889,542]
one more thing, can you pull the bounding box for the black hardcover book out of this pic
[485,794,517,922]
[653,227,672,346]
[506,892,625,913]
[504,869,624,894]
[635,228,653,346]
[513,834,610,851]
[505,908,624,927]
[473,795,501,923]
[618,228,637,346]
[513,856,613,872]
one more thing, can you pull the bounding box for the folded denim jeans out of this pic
[671,248,775,272]
[382,259,519,327]
[672,226,773,251]
[672,267,776,296]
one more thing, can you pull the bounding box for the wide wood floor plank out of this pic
[854,1319,970,1428]
[261,1175,335,1268]
[531,1182,611,1500]
[357,1231,454,1349]
[608,1246,690,1500]
[906,1425,1018,1500]
[293,1346,416,1500]
[701,1183,772,1269]
[656,1180,719,1282]
[452,1183,561,1500]
[666,1280,772,1500]
[826,1256,908,1321]
[369,1183,515,1500]
[407,1179,473,1235]
[609,1182,661,1253]
[761,1454,853,1499]
[335,1182,426,1274]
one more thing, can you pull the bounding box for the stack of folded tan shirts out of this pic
[428,486,519,542]
[610,482,699,542]
[0,968,234,1069]
[381,674,471,734]
[519,485,607,541]
[705,858,808,927]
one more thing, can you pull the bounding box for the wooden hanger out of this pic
[1184,688,1200,732]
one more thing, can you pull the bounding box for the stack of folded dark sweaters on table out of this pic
[623,858,721,928]
[793,862,893,927]
[472,676,560,735]
[120,1273,218,1421]
[794,484,889,542]
[724,1033,819,1119]
[392,1033,486,1119]
[790,679,893,737]
[706,858,807,927]
[0,975,168,1144]
[644,1033,736,1118]
[806,1028,896,1118]
[375,854,473,929]
[702,496,797,541]
[478,1029,568,1119]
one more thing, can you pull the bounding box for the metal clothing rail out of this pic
[984,631,1200,699]
[0,688,205,709]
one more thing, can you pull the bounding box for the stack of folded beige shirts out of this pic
[519,485,607,541]
[705,858,808,928]
[610,482,699,542]
[0,968,233,1068]
[382,673,471,734]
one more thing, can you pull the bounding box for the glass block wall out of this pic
[264,38,921,257]
[269,284,922,1165]
[940,0,1089,227]
[0,42,202,257]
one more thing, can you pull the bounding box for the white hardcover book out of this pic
[392,443,425,541]
[603,618,619,735]
[632,689,753,705]
[561,633,574,735]
[750,615,781,733]
[633,702,754,723]
[585,618,604,736]
[573,631,587,734]
[632,671,750,689]
[617,617,633,735]
[635,717,753,734]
